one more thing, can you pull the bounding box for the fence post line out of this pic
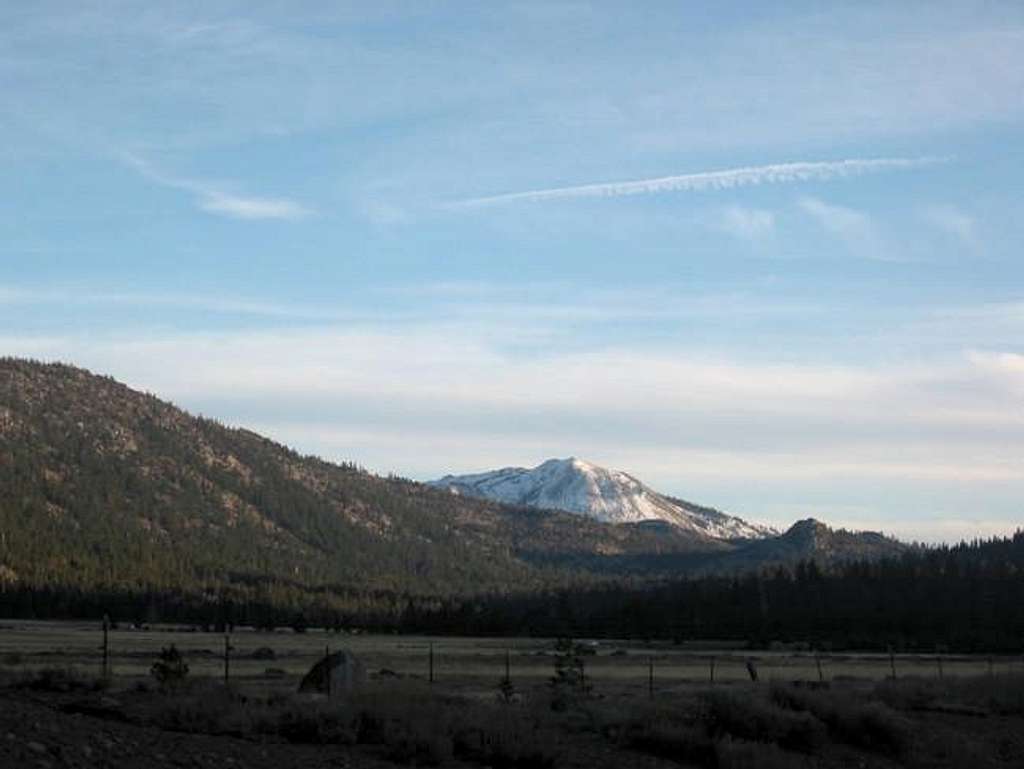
[325,645,331,700]
[888,646,897,680]
[101,613,110,680]
[505,648,511,685]
[709,656,716,683]
[648,656,654,699]
[223,632,231,686]
[815,652,824,683]
[429,641,434,684]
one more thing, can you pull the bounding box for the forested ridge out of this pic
[0,358,724,613]
[416,534,1024,651]
[2,358,1020,650]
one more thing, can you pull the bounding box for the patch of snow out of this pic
[429,458,776,540]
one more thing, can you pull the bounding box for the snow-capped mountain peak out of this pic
[429,458,776,541]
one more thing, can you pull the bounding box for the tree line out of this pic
[2,532,1021,652]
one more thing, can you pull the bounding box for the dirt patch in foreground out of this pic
[0,690,393,769]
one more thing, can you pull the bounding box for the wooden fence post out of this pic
[429,642,434,685]
[223,633,232,686]
[709,656,716,683]
[888,646,897,680]
[648,656,654,699]
[325,645,332,700]
[745,658,759,682]
[101,613,110,680]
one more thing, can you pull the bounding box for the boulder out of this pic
[298,650,366,697]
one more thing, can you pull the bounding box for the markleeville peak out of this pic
[430,457,776,540]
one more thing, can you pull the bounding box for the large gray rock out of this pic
[298,650,366,697]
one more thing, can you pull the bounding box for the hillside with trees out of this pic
[4,357,1017,651]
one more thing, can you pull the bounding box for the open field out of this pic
[0,619,1021,697]
[2,620,1023,768]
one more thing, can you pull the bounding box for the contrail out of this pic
[452,156,947,208]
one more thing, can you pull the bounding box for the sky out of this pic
[2,1,1023,542]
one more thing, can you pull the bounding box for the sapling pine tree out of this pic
[151,644,189,689]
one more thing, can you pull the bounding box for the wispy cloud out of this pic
[921,205,978,249]
[0,285,341,321]
[713,205,776,241]
[0,282,821,331]
[121,153,312,221]
[797,196,891,259]
[798,196,872,236]
[451,157,945,208]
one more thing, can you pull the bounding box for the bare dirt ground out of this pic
[0,688,389,769]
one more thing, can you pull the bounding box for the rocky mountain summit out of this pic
[431,457,776,540]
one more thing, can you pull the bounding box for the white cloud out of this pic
[453,157,944,208]
[5,314,1023,542]
[199,192,311,220]
[121,153,312,221]
[5,324,1022,477]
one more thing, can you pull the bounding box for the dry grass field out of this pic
[1,619,1020,696]
[1,620,1023,768]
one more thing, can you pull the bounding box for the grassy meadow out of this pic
[3,620,1023,767]
[1,618,1021,697]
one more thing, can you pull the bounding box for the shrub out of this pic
[265,702,355,745]
[715,736,813,769]
[549,637,592,711]
[626,721,716,767]
[876,673,1024,716]
[772,683,910,757]
[15,666,106,693]
[702,690,827,753]
[150,645,189,689]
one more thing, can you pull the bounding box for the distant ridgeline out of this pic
[1,358,1023,651]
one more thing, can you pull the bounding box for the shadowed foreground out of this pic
[2,662,1022,769]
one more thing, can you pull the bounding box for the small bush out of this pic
[772,683,910,757]
[876,673,1024,716]
[150,645,189,689]
[549,637,592,711]
[266,703,355,745]
[703,690,827,753]
[16,666,106,693]
[626,721,716,767]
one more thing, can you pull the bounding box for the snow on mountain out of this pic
[429,457,776,541]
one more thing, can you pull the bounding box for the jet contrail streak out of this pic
[453,156,947,208]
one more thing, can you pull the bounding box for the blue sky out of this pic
[3,1,1023,541]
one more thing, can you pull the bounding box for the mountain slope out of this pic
[719,518,908,570]
[0,359,725,603]
[430,457,775,540]
[0,358,907,629]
